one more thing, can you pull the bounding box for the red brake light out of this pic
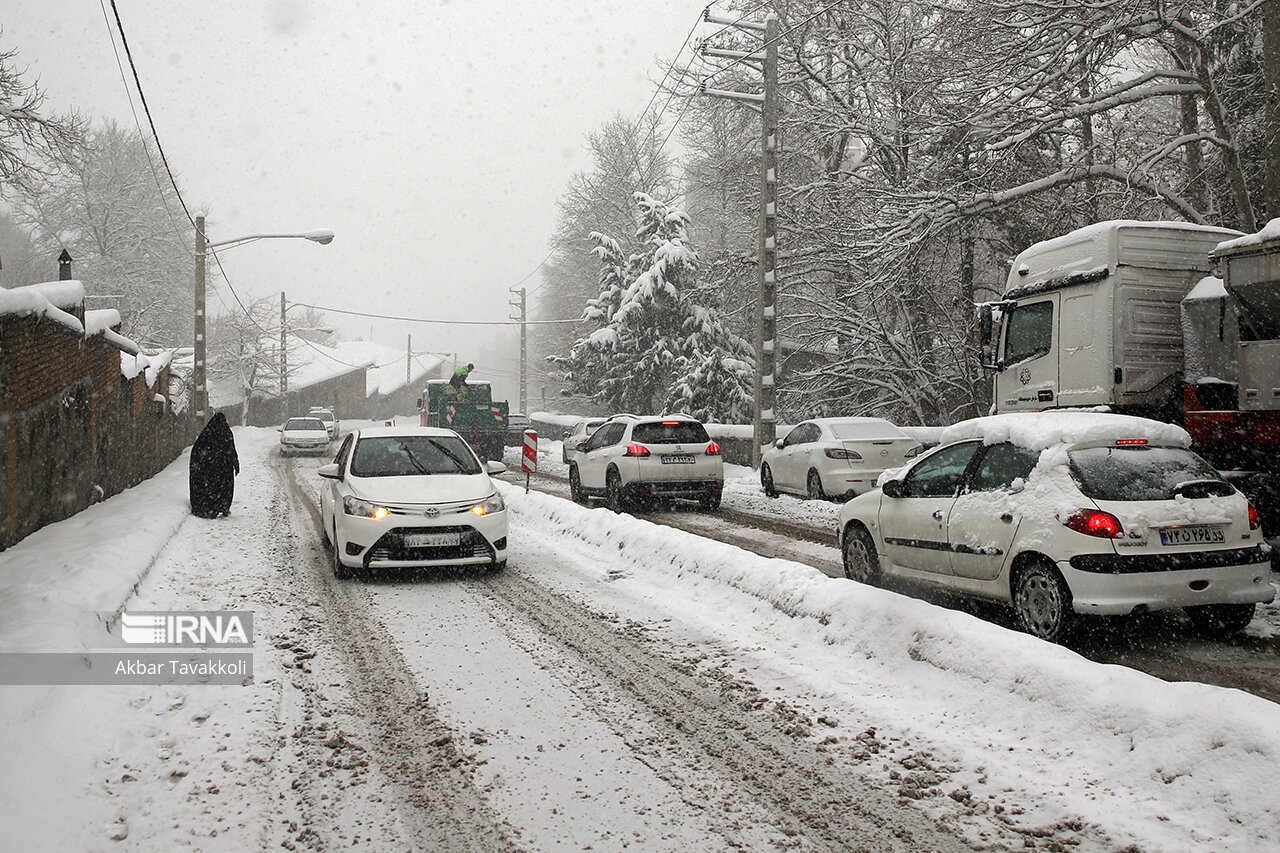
[705,441,721,456]
[624,443,650,457]
[1114,439,1148,446]
[1062,509,1124,538]
[661,420,681,426]
[825,448,862,460]
[1248,503,1262,531]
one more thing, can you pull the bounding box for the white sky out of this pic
[4,0,708,402]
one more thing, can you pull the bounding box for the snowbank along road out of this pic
[1,425,1278,852]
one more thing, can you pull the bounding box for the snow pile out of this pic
[1214,217,1280,254]
[941,411,1191,450]
[0,280,87,334]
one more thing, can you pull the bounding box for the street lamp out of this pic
[193,215,333,420]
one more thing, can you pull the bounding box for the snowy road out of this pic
[2,425,1279,852]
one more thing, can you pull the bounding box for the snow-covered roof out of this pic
[1213,217,1280,255]
[940,412,1191,450]
[288,340,444,397]
[0,280,87,335]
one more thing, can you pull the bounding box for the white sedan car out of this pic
[319,426,508,579]
[838,412,1273,643]
[761,417,922,500]
[279,417,331,456]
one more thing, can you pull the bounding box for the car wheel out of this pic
[332,524,353,580]
[841,525,880,585]
[807,469,826,501]
[1185,603,1256,637]
[605,468,625,513]
[761,463,778,498]
[569,464,585,504]
[700,489,722,510]
[1014,561,1073,643]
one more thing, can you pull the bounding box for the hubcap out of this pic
[1019,573,1060,635]
[844,536,871,582]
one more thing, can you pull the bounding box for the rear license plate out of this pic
[661,454,695,464]
[1158,525,1225,546]
[403,532,461,548]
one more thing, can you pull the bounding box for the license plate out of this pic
[661,454,695,465]
[1158,525,1225,546]
[403,532,461,548]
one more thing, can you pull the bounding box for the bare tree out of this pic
[0,43,83,196]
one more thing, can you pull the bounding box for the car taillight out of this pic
[1061,509,1124,538]
[825,448,862,460]
[705,442,721,456]
[1248,502,1262,531]
[624,443,650,457]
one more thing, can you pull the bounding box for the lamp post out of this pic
[193,215,333,420]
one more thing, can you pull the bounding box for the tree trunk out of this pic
[1263,0,1280,220]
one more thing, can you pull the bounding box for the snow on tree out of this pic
[0,45,82,195]
[552,193,754,422]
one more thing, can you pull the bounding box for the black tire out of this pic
[1185,603,1256,637]
[568,464,585,504]
[841,525,880,585]
[700,489,722,510]
[332,524,353,580]
[605,468,625,513]
[1013,561,1073,643]
[761,463,779,498]
[807,469,826,501]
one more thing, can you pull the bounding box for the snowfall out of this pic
[1,423,1278,851]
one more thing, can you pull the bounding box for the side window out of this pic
[902,441,982,498]
[333,434,354,470]
[1003,301,1053,366]
[966,443,1040,493]
[785,423,818,446]
[603,423,627,446]
[586,422,625,451]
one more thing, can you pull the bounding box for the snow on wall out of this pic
[1214,217,1280,255]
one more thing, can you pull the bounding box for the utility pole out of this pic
[194,216,208,420]
[280,292,288,403]
[700,10,779,468]
[509,286,527,413]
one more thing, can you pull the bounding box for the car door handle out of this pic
[932,510,944,520]
[1001,512,1014,523]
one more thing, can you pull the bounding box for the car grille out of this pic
[364,525,493,567]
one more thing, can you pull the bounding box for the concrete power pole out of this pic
[510,286,527,413]
[194,216,208,420]
[700,11,779,469]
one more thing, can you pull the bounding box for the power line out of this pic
[289,302,586,326]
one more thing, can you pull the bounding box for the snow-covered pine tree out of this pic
[552,192,754,422]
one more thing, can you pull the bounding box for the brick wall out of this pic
[0,312,199,551]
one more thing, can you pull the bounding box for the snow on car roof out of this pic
[355,425,463,438]
[940,412,1191,450]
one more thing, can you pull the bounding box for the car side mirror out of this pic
[277,427,283,432]
[880,479,904,498]
[317,463,341,480]
[774,438,785,449]
[485,460,507,475]
[577,441,589,452]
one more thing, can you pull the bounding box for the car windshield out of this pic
[827,420,904,440]
[631,421,710,445]
[1068,445,1232,501]
[350,435,480,477]
[285,419,326,431]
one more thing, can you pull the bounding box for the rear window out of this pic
[828,420,905,440]
[285,418,326,431]
[310,411,334,422]
[351,435,480,477]
[631,421,711,445]
[1068,446,1232,501]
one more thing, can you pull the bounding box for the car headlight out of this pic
[344,496,390,520]
[470,492,505,516]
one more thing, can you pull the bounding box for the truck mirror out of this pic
[416,397,423,410]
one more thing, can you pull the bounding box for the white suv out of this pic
[569,415,723,510]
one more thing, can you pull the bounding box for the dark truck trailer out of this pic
[418,380,508,461]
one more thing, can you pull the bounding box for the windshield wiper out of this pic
[397,442,431,475]
[427,440,472,473]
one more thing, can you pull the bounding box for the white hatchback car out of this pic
[318,426,508,579]
[309,407,338,440]
[838,412,1274,642]
[569,415,723,510]
[279,417,331,456]
[761,417,923,500]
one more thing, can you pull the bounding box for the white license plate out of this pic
[1158,525,1225,546]
[661,455,695,465]
[403,532,461,548]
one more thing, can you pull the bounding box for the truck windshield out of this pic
[1003,301,1053,366]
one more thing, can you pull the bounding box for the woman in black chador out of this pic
[189,413,239,518]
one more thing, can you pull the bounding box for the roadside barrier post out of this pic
[522,430,537,493]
